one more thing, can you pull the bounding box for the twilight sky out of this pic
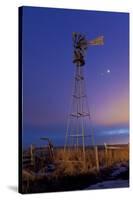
[21,6,129,147]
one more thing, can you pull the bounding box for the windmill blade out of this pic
[72,32,78,45]
[88,36,104,46]
[78,33,85,41]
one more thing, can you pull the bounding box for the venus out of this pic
[107,69,111,73]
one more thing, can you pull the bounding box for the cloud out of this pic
[101,128,129,136]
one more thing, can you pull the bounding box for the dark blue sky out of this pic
[22,6,129,147]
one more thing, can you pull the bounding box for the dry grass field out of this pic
[22,144,129,193]
[54,145,129,176]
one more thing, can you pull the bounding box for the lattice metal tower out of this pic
[64,33,104,162]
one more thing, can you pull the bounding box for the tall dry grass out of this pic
[53,146,129,176]
[22,145,129,193]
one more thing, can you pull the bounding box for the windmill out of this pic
[64,32,104,163]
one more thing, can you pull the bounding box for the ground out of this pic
[85,162,129,190]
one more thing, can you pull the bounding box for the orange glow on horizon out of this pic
[95,92,129,126]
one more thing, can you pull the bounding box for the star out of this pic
[107,69,111,73]
[100,69,111,76]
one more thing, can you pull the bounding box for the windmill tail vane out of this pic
[88,36,104,46]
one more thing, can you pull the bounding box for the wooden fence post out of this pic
[95,146,99,172]
[30,144,34,165]
[104,143,108,167]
